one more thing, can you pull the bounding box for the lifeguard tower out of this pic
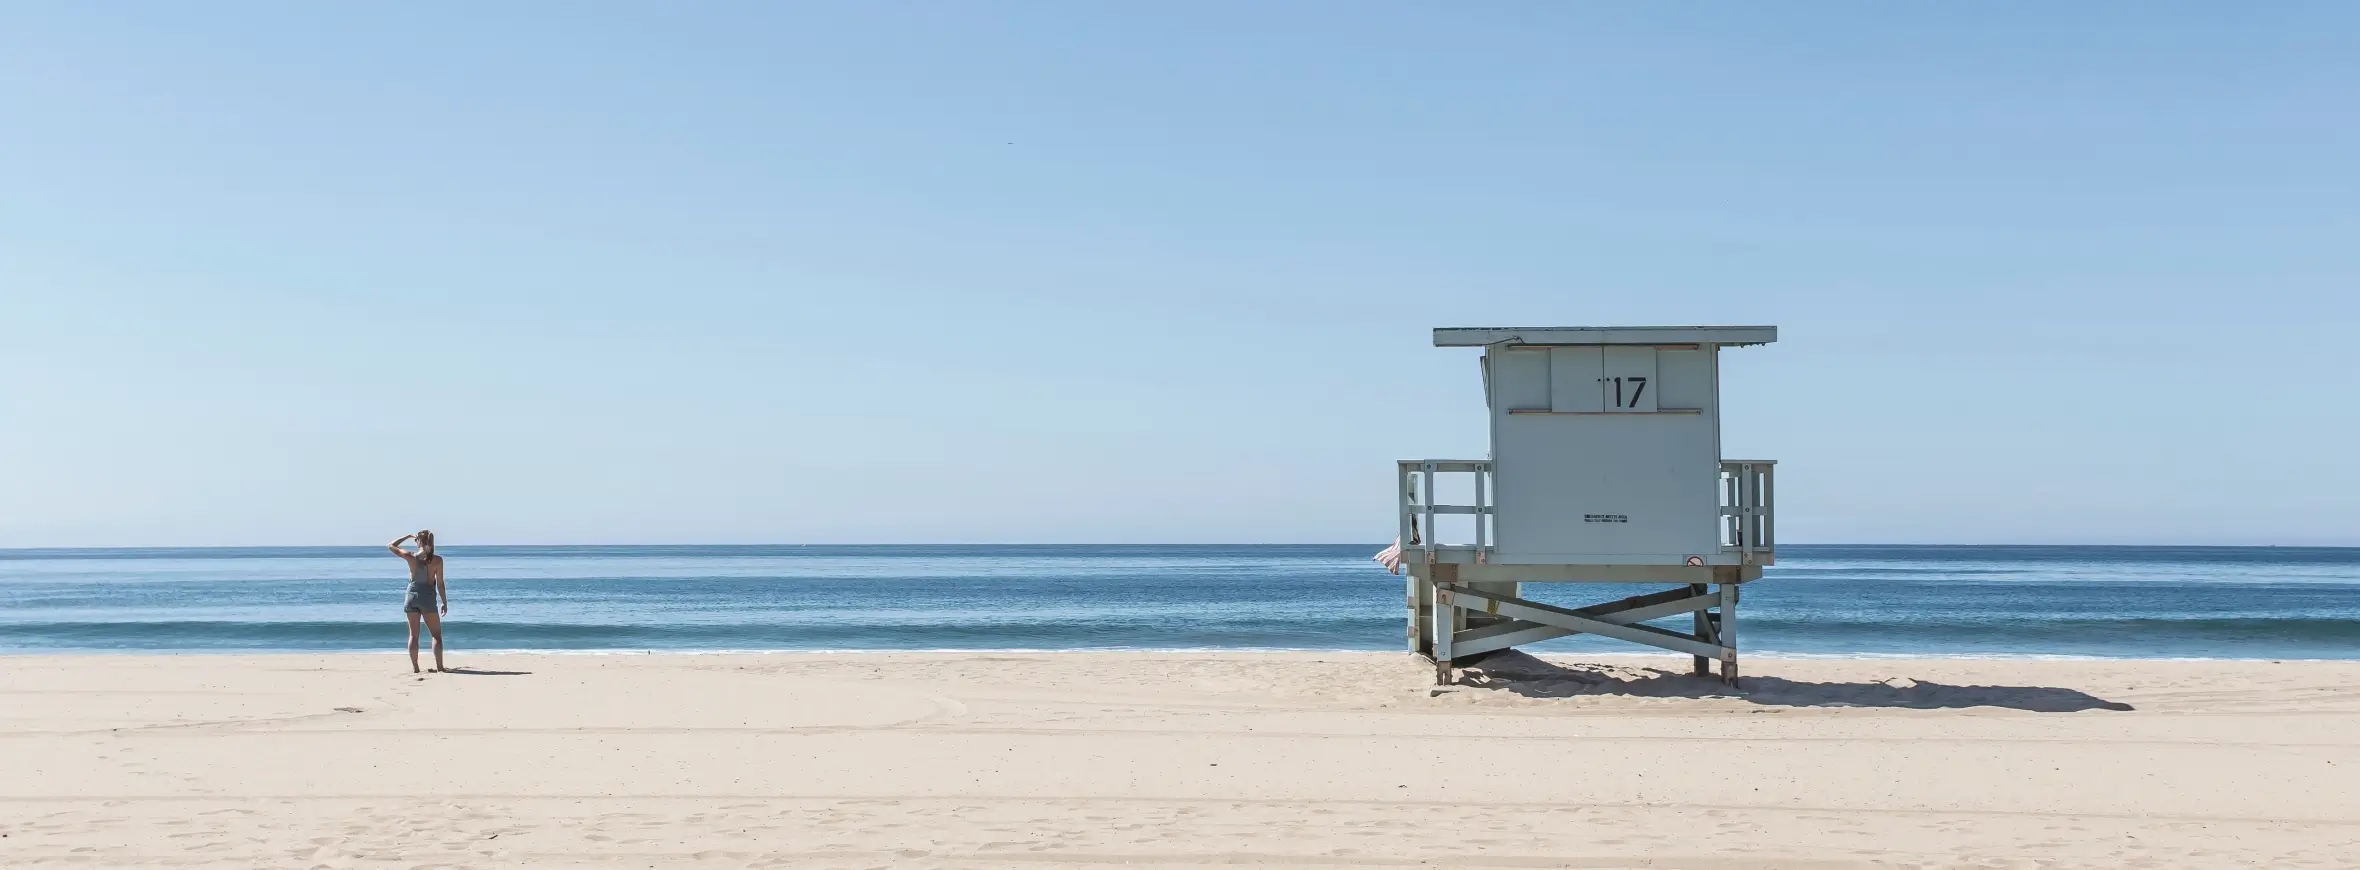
[1392,326,1777,686]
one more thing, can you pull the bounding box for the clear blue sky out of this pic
[2,3,2353,547]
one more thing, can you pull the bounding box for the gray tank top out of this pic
[409,555,435,588]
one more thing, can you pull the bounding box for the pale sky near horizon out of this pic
[2,3,2354,548]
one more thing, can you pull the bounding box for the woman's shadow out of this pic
[438,667,533,676]
[1452,651,2134,712]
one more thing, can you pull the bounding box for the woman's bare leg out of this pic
[422,609,445,672]
[405,611,423,673]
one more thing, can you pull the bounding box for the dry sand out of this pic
[3,651,2356,868]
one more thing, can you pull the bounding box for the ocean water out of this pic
[2,545,2357,659]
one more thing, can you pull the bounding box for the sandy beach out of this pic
[3,651,2356,868]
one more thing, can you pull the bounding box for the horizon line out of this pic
[3,541,2357,553]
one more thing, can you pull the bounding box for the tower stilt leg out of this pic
[1690,582,1713,677]
[1718,582,1740,687]
[1431,582,1456,686]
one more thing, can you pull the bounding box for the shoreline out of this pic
[8,647,2359,662]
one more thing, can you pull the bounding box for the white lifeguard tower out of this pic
[1394,326,1777,686]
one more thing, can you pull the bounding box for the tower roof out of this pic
[1433,326,1776,347]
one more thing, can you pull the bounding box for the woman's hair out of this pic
[416,530,435,554]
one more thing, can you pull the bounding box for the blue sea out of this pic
[3,545,2357,659]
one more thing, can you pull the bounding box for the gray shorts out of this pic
[404,583,436,613]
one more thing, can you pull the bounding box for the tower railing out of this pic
[1720,459,1776,558]
[1401,459,1772,563]
[1395,459,1493,563]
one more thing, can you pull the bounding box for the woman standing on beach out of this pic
[388,530,447,673]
